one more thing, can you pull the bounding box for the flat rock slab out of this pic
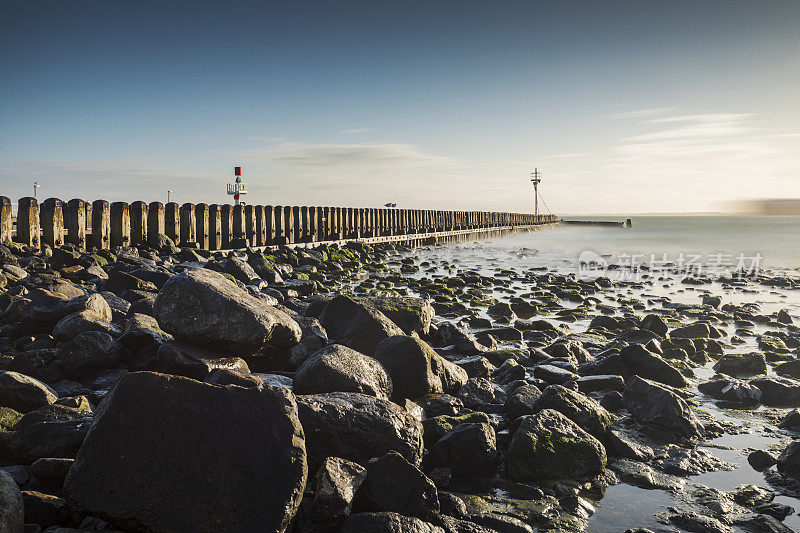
[64,371,307,533]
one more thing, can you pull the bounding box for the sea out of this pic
[402,216,800,532]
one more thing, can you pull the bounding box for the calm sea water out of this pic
[491,216,800,271]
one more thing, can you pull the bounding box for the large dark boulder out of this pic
[533,384,612,440]
[432,322,485,355]
[12,404,93,463]
[64,371,307,533]
[620,344,688,388]
[623,376,703,442]
[20,292,110,334]
[777,441,800,479]
[354,451,439,520]
[293,344,392,400]
[507,409,606,481]
[713,352,767,377]
[311,457,367,521]
[0,371,57,414]
[154,269,301,356]
[372,335,467,402]
[428,422,497,479]
[156,341,250,380]
[0,469,23,532]
[297,392,423,471]
[751,376,800,406]
[504,384,542,420]
[698,375,762,406]
[10,331,120,382]
[318,295,404,356]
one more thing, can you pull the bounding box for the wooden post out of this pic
[110,202,131,248]
[232,205,245,245]
[244,205,257,246]
[284,206,295,244]
[17,197,40,248]
[273,206,285,244]
[0,196,13,244]
[91,200,110,250]
[130,201,148,246]
[255,205,266,246]
[208,204,222,250]
[220,205,233,248]
[180,203,196,245]
[40,198,65,248]
[308,206,318,242]
[165,202,180,244]
[195,203,210,250]
[291,206,301,244]
[147,202,165,246]
[264,205,275,244]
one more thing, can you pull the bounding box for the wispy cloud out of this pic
[236,142,456,168]
[339,128,374,135]
[541,153,588,159]
[607,107,674,120]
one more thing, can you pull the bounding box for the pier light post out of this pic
[530,168,542,217]
[227,166,247,206]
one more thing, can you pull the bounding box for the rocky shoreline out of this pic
[0,235,799,532]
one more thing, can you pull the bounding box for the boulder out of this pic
[751,376,800,406]
[432,322,485,355]
[12,404,93,463]
[12,331,120,382]
[288,317,328,368]
[293,344,392,400]
[456,378,506,408]
[153,269,301,356]
[0,371,57,413]
[620,344,688,388]
[20,292,110,334]
[357,295,434,336]
[52,310,118,342]
[223,256,260,284]
[0,469,23,533]
[372,335,466,401]
[778,441,800,479]
[354,451,439,520]
[421,412,492,448]
[156,341,250,380]
[507,409,606,481]
[641,314,668,336]
[623,376,703,442]
[504,384,542,420]
[774,360,800,380]
[670,323,711,339]
[64,371,307,533]
[318,295,404,356]
[297,392,423,471]
[428,422,497,479]
[21,490,68,528]
[311,457,367,521]
[454,356,495,379]
[713,352,767,377]
[341,512,444,533]
[533,384,612,440]
[698,375,762,406]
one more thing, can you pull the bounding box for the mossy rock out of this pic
[421,411,491,448]
[507,408,606,481]
[89,253,108,267]
[0,406,22,431]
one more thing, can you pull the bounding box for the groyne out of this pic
[0,196,558,251]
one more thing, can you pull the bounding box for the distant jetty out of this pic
[562,218,631,228]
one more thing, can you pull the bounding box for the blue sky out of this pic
[1,1,799,213]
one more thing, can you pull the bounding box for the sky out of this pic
[1,0,799,214]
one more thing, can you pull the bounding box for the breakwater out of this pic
[0,196,557,250]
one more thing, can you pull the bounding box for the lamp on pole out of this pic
[530,169,542,217]
[167,190,173,203]
[33,182,40,199]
